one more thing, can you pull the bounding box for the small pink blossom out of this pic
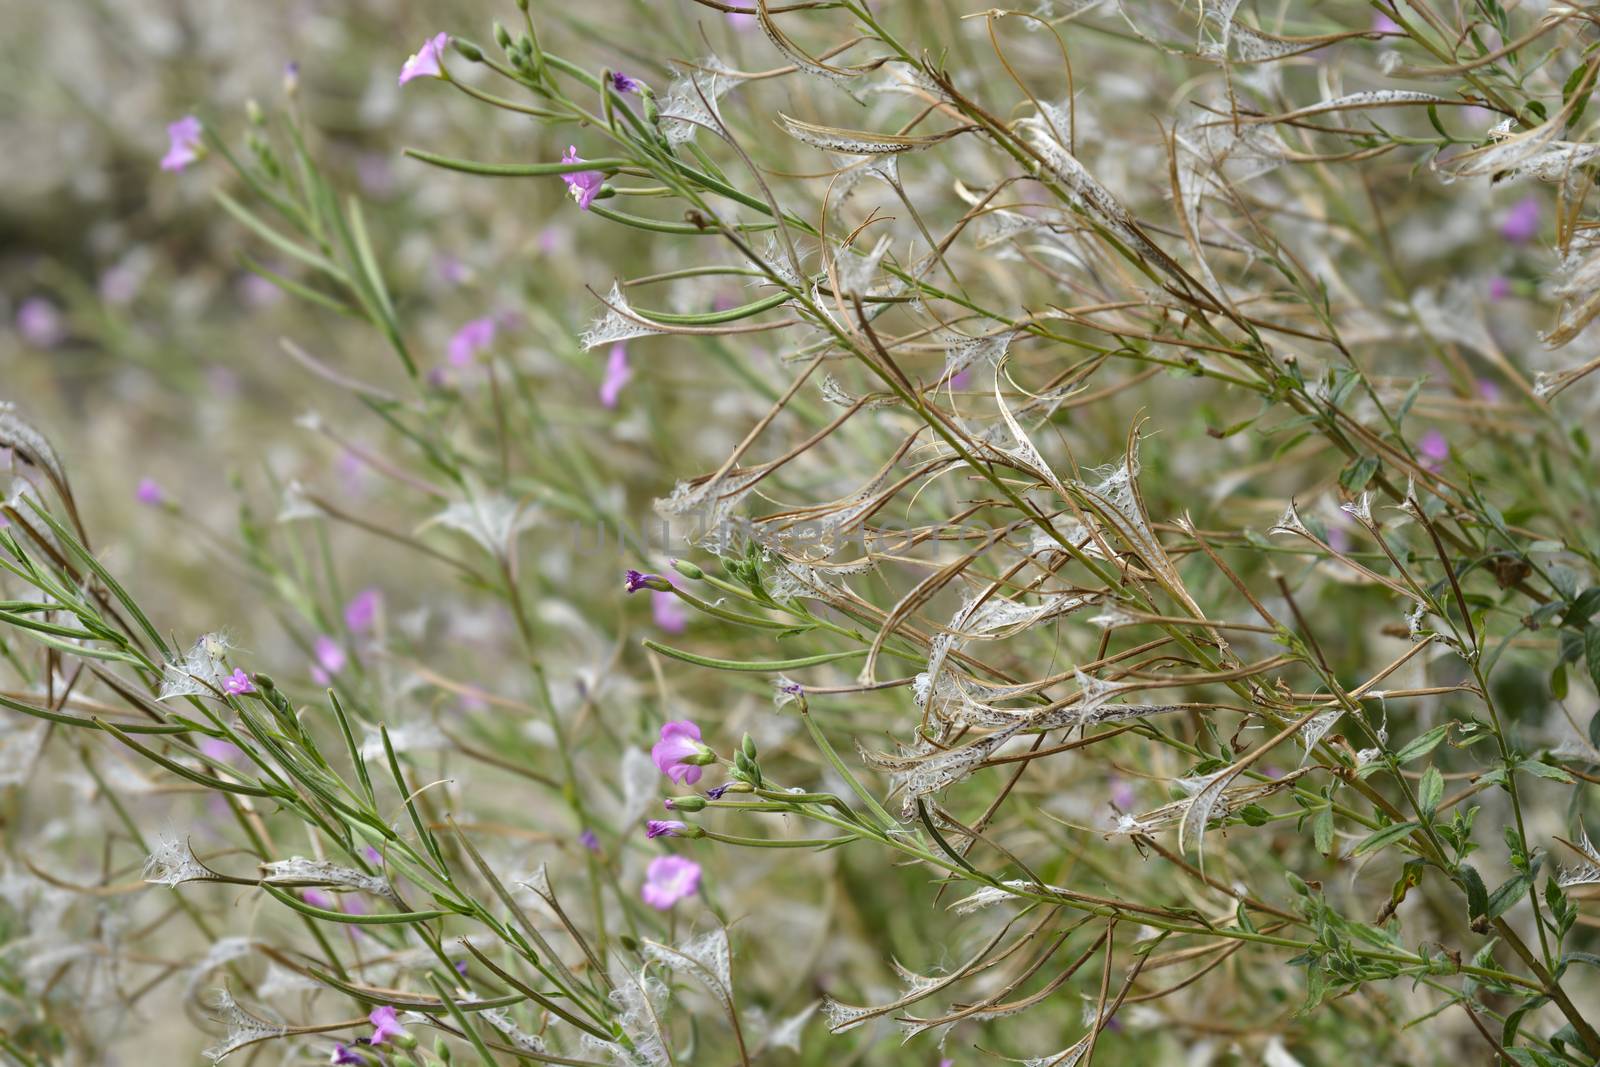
[15,297,65,348]
[99,262,144,306]
[652,720,708,786]
[136,478,165,506]
[1476,378,1502,403]
[1488,275,1511,301]
[200,738,242,763]
[239,273,282,308]
[448,316,497,367]
[641,854,701,909]
[368,1004,409,1045]
[160,116,204,172]
[398,33,449,85]
[652,590,687,634]
[312,635,347,684]
[600,342,633,408]
[1418,429,1449,468]
[301,889,335,910]
[1370,11,1400,33]
[560,147,604,210]
[223,669,255,695]
[344,588,382,633]
[646,820,686,838]
[1499,195,1540,244]
[436,254,471,286]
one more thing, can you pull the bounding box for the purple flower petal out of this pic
[160,116,203,172]
[1498,195,1540,244]
[641,854,701,909]
[600,342,633,408]
[448,316,497,367]
[136,478,165,506]
[559,146,604,210]
[344,588,382,633]
[15,297,65,347]
[399,33,449,85]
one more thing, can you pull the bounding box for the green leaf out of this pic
[1518,761,1574,784]
[1395,724,1450,764]
[1488,872,1534,920]
[641,640,867,672]
[402,146,632,177]
[262,885,446,925]
[1584,624,1600,693]
[1461,864,1489,925]
[1352,820,1419,857]
[1312,808,1334,855]
[1419,766,1444,816]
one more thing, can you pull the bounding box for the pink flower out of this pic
[1418,429,1449,469]
[398,33,449,85]
[579,828,601,852]
[344,588,382,633]
[15,297,65,348]
[949,368,972,390]
[652,590,687,634]
[646,820,686,838]
[1499,195,1540,244]
[136,478,165,506]
[560,147,604,210]
[160,116,203,172]
[641,855,701,909]
[1370,11,1401,33]
[436,254,471,286]
[600,342,633,408]
[448,316,497,367]
[199,738,242,763]
[652,720,709,785]
[368,1005,409,1045]
[1488,275,1512,301]
[611,71,642,94]
[312,635,347,684]
[223,669,255,695]
[99,262,144,306]
[301,889,335,910]
[1477,378,1502,403]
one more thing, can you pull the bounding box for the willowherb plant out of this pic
[4,0,1600,1063]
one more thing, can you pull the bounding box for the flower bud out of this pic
[741,734,758,760]
[672,558,703,580]
[452,38,484,62]
[666,794,707,812]
[493,22,512,49]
